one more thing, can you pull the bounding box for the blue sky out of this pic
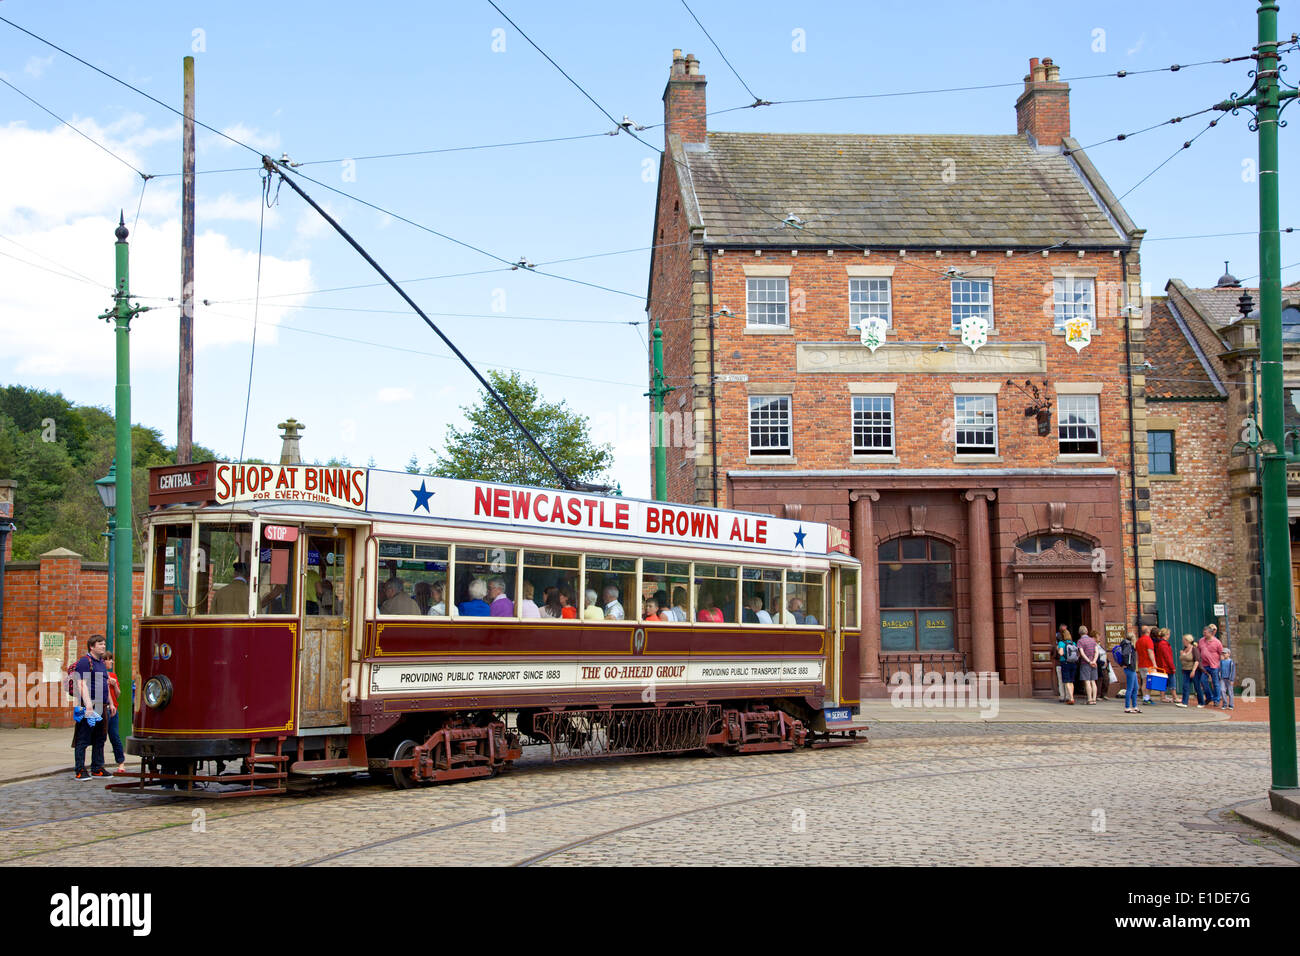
[0,0,1296,497]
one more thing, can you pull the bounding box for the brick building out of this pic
[647,52,1151,699]
[1147,269,1300,693]
[0,548,144,728]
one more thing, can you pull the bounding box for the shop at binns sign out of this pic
[214,463,367,508]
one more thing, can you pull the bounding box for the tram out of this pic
[112,461,865,796]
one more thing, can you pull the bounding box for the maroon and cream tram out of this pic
[116,461,864,795]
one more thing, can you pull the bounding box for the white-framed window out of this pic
[849,277,891,329]
[1058,394,1101,454]
[954,395,997,455]
[852,395,894,454]
[1054,276,1096,330]
[951,278,993,330]
[748,395,791,455]
[746,277,789,328]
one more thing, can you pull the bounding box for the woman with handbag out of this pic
[1176,634,1205,708]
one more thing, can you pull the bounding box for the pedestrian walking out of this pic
[1153,628,1177,703]
[1117,631,1141,713]
[103,652,127,774]
[1176,634,1206,708]
[1057,627,1078,705]
[1198,625,1225,709]
[1135,626,1156,705]
[72,635,112,780]
[1219,649,1236,710]
[1077,625,1100,704]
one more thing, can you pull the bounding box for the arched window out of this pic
[1016,535,1093,555]
[878,536,954,651]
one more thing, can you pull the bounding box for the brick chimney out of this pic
[1015,56,1070,147]
[663,49,706,148]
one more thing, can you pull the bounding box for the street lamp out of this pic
[95,462,116,653]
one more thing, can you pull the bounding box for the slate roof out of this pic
[677,132,1131,247]
[1144,297,1223,400]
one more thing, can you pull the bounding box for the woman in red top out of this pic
[1153,628,1177,703]
[102,653,127,774]
[697,591,723,623]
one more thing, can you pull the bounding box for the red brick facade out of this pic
[0,549,143,728]
[646,53,1152,699]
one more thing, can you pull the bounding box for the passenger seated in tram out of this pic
[652,589,676,622]
[381,578,420,615]
[697,591,723,623]
[518,581,541,618]
[541,585,577,619]
[743,594,773,625]
[582,589,604,621]
[782,596,818,626]
[601,585,625,620]
[413,581,433,615]
[487,577,514,616]
[427,582,446,616]
[211,561,250,614]
[643,597,662,622]
[458,578,491,616]
[670,587,688,622]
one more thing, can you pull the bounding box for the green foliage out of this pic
[429,371,613,488]
[0,385,220,562]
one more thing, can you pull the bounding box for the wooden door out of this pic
[1028,600,1058,697]
[299,530,352,727]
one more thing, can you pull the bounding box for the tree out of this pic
[429,371,613,488]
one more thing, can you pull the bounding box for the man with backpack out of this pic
[70,635,113,780]
[1116,631,1141,713]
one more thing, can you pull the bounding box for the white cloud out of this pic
[0,119,312,377]
[377,387,414,403]
[24,55,54,79]
[212,123,280,153]
[202,192,280,226]
[1127,34,1147,56]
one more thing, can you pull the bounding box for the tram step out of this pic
[289,758,369,776]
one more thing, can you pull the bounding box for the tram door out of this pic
[299,529,353,727]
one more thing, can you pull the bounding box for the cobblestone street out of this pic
[4,723,1296,867]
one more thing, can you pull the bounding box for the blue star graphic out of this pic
[411,480,435,512]
[793,525,807,549]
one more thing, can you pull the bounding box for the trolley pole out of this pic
[646,321,674,501]
[100,215,148,740]
[1216,0,1299,792]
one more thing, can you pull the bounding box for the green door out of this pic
[1154,560,1218,696]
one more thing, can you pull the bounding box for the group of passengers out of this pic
[379,570,819,626]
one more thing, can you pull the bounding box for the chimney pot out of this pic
[1016,55,1070,146]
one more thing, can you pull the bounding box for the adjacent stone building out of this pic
[647,52,1152,699]
[1148,269,1300,692]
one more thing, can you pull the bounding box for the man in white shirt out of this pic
[602,585,625,620]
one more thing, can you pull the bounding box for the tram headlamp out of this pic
[143,675,173,710]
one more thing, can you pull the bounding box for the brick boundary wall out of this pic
[0,549,143,728]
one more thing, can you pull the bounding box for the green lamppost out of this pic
[95,462,116,652]
[98,215,148,740]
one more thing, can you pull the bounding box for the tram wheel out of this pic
[391,739,419,790]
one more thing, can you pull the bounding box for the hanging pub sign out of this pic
[1064,317,1093,353]
[960,315,989,353]
[859,316,888,353]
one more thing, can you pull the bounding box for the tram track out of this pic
[4,735,1270,865]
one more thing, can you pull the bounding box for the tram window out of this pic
[694,563,739,624]
[524,551,580,620]
[642,560,689,622]
[840,568,859,629]
[150,524,193,616]
[305,533,347,616]
[784,570,824,626]
[741,567,781,625]
[454,546,518,617]
[583,555,636,620]
[257,529,297,616]
[196,522,253,616]
[377,540,448,616]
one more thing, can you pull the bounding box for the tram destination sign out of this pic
[367,470,829,554]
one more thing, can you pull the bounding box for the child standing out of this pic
[1218,649,1236,711]
[103,653,127,774]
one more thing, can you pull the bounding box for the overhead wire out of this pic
[237,172,270,463]
[679,0,765,105]
[1118,115,1222,201]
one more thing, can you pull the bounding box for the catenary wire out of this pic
[679,0,764,105]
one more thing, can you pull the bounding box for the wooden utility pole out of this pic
[178,55,196,463]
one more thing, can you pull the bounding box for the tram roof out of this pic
[146,461,852,560]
